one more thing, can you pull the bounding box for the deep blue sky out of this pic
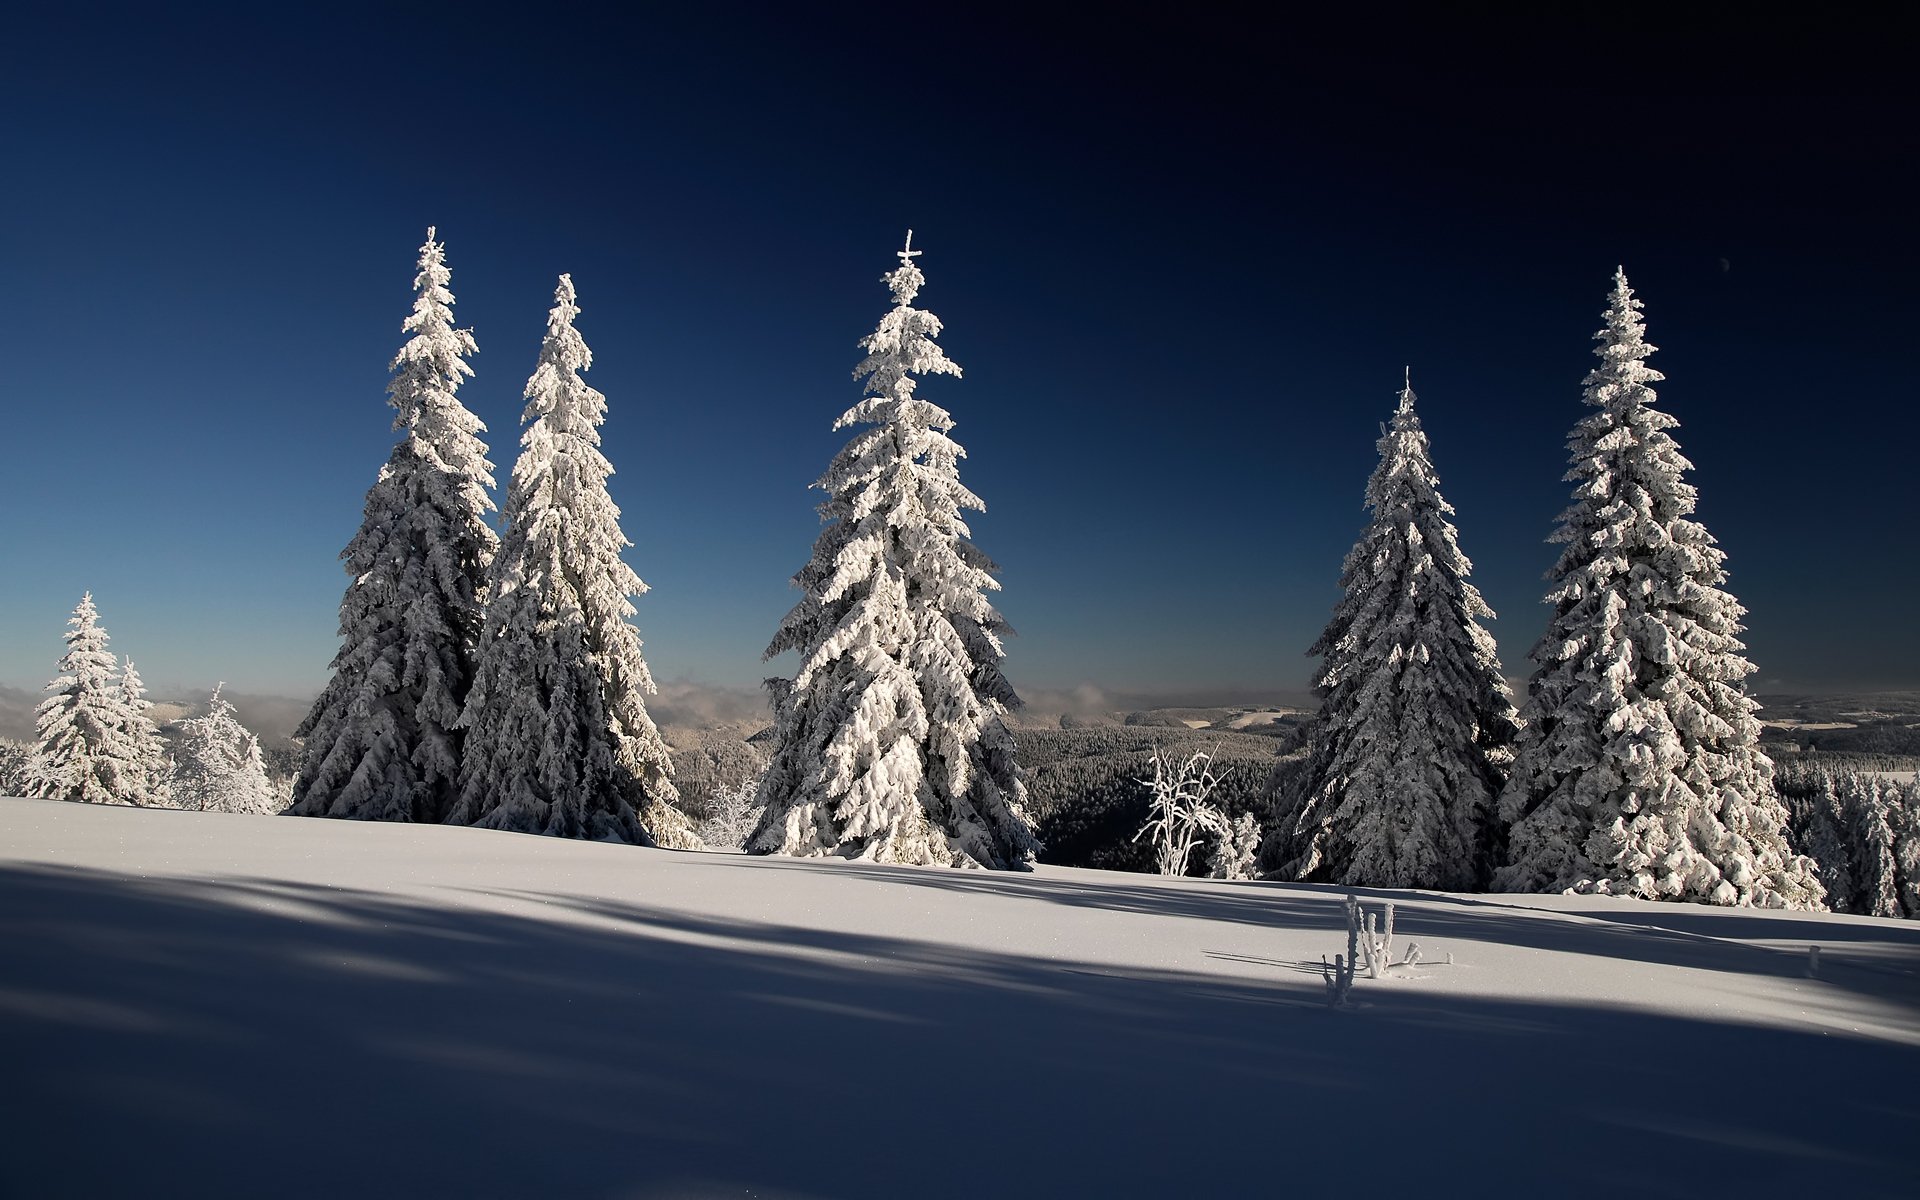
[2,5,1914,713]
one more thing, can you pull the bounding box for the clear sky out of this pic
[2,6,1913,716]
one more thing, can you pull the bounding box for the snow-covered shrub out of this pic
[1208,812,1261,881]
[1132,746,1232,877]
[696,777,766,851]
[1024,727,1276,874]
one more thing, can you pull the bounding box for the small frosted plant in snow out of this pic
[1352,894,1397,979]
[1132,746,1233,877]
[1323,912,1360,1007]
[1325,893,1426,1004]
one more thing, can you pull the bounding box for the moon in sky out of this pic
[1719,256,1732,273]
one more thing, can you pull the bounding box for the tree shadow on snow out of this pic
[811,862,1920,1012]
[1,861,1916,1200]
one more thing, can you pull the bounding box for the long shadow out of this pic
[803,860,1920,1011]
[2,862,1917,1199]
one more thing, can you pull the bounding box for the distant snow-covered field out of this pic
[4,797,1917,1198]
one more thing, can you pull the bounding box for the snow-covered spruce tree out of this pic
[1495,270,1820,907]
[27,594,155,806]
[1839,771,1902,918]
[116,659,174,808]
[450,275,696,847]
[749,233,1038,869]
[1896,779,1920,920]
[1263,378,1518,890]
[1786,769,1855,911]
[169,685,280,815]
[289,228,497,825]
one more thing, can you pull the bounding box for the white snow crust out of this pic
[3,797,1915,1198]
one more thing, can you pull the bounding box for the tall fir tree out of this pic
[289,228,498,825]
[749,233,1038,869]
[116,659,174,808]
[28,594,155,806]
[1495,269,1821,907]
[169,685,281,815]
[1263,377,1518,889]
[451,275,695,847]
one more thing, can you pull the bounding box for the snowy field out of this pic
[4,798,1918,1199]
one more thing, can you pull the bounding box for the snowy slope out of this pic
[3,796,1917,1199]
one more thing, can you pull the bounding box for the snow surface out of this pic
[4,796,1917,1198]
[1224,709,1296,729]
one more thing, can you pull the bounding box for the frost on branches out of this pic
[290,229,498,826]
[1263,379,1517,890]
[169,685,281,815]
[1495,270,1820,908]
[749,234,1038,869]
[28,594,170,807]
[1132,747,1250,878]
[117,659,174,808]
[451,275,696,848]
[696,776,766,851]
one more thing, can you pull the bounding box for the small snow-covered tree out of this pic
[696,775,766,851]
[0,739,32,795]
[1209,812,1262,881]
[27,595,153,806]
[0,739,35,796]
[115,660,174,808]
[749,234,1038,869]
[290,228,497,825]
[169,685,281,815]
[1264,376,1518,890]
[1495,270,1821,908]
[452,274,697,847]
